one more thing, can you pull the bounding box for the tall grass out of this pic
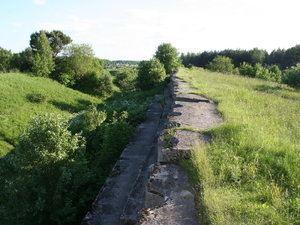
[0,73,102,155]
[179,67,300,224]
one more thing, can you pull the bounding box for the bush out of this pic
[2,114,90,225]
[239,62,255,77]
[69,104,107,134]
[283,63,300,88]
[100,121,134,166]
[136,57,166,90]
[26,93,47,103]
[113,68,137,92]
[206,56,235,74]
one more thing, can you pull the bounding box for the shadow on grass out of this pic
[49,99,94,113]
[254,84,300,101]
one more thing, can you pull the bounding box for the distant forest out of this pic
[180,46,300,70]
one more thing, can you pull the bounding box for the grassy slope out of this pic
[178,68,300,224]
[0,73,102,156]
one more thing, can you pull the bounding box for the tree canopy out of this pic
[32,31,55,77]
[155,43,181,75]
[136,57,166,90]
[30,30,72,58]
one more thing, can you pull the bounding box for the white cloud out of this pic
[33,0,46,5]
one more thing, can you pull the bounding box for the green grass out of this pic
[179,67,300,224]
[0,73,102,155]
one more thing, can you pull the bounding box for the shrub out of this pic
[69,104,107,134]
[100,121,134,166]
[136,57,166,90]
[239,62,255,77]
[283,63,300,88]
[113,68,137,92]
[2,114,89,225]
[26,93,47,103]
[206,56,235,74]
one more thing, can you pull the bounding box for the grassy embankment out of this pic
[178,67,300,224]
[0,73,102,156]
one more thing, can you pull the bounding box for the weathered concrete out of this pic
[140,164,198,225]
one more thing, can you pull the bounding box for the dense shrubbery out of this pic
[112,68,137,92]
[283,63,300,88]
[206,55,235,74]
[0,93,156,224]
[1,114,89,224]
[205,56,283,83]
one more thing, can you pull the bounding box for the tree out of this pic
[285,45,300,68]
[61,43,100,81]
[249,47,267,65]
[136,57,166,90]
[0,47,12,72]
[30,30,72,58]
[32,31,55,77]
[154,43,181,75]
[206,56,235,74]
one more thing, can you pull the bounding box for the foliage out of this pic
[30,30,72,58]
[32,31,55,77]
[239,62,255,77]
[249,47,267,65]
[178,67,300,224]
[1,114,89,225]
[206,55,235,74]
[239,62,282,82]
[18,47,34,72]
[136,57,166,90]
[0,47,12,72]
[58,43,100,81]
[112,68,137,92]
[283,63,300,88]
[26,93,47,103]
[154,43,181,75]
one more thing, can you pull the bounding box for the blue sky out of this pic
[1,0,299,60]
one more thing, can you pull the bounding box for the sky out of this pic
[1,0,299,60]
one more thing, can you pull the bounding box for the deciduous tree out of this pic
[155,43,181,75]
[136,57,166,90]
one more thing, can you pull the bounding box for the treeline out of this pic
[181,46,300,69]
[181,46,300,88]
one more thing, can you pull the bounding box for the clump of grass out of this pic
[179,67,300,224]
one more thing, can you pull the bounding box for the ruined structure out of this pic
[82,74,222,225]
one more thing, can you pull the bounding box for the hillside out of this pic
[0,72,102,155]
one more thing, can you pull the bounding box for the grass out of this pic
[179,67,300,224]
[0,72,102,155]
